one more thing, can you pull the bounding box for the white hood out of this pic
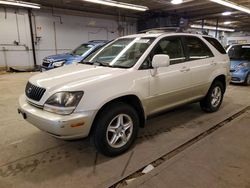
[29,64,125,91]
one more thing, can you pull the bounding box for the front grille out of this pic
[42,59,52,68]
[25,82,46,101]
[230,69,236,72]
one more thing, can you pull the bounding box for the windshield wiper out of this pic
[79,61,93,65]
[93,60,111,67]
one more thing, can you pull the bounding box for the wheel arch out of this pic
[212,74,226,93]
[89,94,146,136]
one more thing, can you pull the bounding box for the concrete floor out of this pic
[0,72,249,188]
[127,110,250,188]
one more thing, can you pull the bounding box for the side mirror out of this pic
[152,54,170,68]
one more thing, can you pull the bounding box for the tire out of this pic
[244,73,250,86]
[92,102,139,157]
[200,81,224,113]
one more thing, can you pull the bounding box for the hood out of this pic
[230,60,250,69]
[45,53,81,62]
[29,64,125,91]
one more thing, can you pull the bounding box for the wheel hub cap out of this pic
[211,86,222,107]
[106,114,133,148]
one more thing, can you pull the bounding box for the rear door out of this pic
[183,36,215,96]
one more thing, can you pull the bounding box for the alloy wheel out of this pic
[106,114,133,148]
[211,86,222,108]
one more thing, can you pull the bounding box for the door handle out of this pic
[180,67,190,72]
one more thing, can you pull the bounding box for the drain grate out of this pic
[110,106,250,188]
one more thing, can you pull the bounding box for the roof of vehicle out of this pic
[226,43,250,52]
[120,32,215,39]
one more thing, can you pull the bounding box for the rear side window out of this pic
[203,37,227,54]
[185,36,214,61]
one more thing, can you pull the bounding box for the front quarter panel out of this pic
[74,69,150,113]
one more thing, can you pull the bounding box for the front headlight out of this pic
[53,60,65,67]
[44,91,83,115]
[236,62,248,70]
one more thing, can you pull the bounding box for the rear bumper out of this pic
[18,95,96,140]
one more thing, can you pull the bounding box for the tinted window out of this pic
[228,45,250,60]
[154,37,185,64]
[140,37,185,69]
[203,37,227,54]
[185,36,214,60]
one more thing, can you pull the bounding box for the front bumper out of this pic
[230,70,248,83]
[40,65,56,71]
[18,95,96,140]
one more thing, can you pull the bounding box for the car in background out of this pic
[41,40,108,71]
[227,44,250,85]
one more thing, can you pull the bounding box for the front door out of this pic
[145,36,192,115]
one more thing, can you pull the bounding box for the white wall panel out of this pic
[0,8,137,69]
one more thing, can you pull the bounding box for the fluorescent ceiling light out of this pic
[82,0,149,11]
[222,11,232,16]
[191,24,235,32]
[210,0,250,14]
[171,0,183,5]
[0,0,40,9]
[223,21,231,25]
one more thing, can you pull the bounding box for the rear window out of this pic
[203,37,227,54]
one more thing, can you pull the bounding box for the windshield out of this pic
[71,44,94,56]
[84,37,155,68]
[228,45,250,60]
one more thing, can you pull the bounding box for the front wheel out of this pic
[92,102,139,157]
[244,73,250,86]
[200,81,224,113]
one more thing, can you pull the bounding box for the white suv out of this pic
[18,33,230,156]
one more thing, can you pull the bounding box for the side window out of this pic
[203,37,227,54]
[140,37,185,69]
[185,36,214,61]
[154,37,185,65]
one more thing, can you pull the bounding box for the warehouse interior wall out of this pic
[0,7,137,70]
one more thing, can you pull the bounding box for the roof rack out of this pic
[139,27,179,34]
[139,26,212,36]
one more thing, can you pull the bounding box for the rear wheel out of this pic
[244,73,250,86]
[200,81,224,113]
[92,102,139,157]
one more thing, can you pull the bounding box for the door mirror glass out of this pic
[152,54,170,68]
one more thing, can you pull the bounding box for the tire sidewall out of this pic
[93,103,139,156]
[207,81,224,112]
[245,72,250,86]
